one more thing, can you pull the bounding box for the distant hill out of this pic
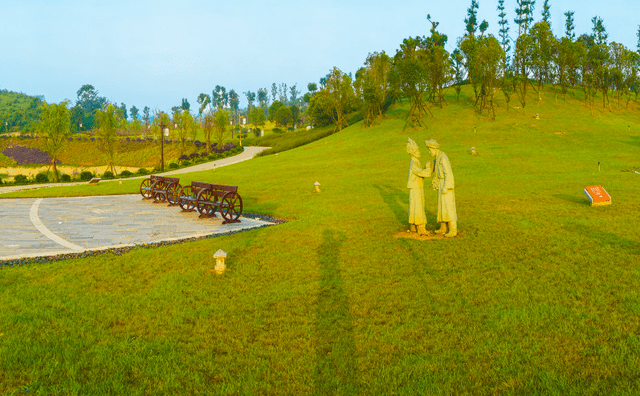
[0,89,44,133]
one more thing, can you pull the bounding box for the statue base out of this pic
[394,230,460,241]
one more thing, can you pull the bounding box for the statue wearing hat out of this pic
[425,139,457,237]
[406,138,434,236]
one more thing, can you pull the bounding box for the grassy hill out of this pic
[0,89,43,133]
[1,85,640,394]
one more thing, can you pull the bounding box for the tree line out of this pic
[305,0,640,130]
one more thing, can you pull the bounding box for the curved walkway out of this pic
[0,147,274,261]
[0,146,269,195]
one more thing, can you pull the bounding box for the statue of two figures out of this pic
[406,138,457,238]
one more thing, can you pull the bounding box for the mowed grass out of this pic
[1,85,640,395]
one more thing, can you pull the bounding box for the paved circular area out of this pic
[0,195,273,261]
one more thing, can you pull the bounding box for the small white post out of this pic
[214,249,227,274]
[314,181,321,193]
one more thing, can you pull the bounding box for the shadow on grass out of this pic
[563,223,640,254]
[622,136,640,148]
[374,184,438,229]
[314,229,359,396]
[553,193,590,205]
[373,184,407,227]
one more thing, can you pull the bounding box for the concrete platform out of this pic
[0,194,273,261]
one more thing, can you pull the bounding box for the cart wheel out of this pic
[140,178,153,199]
[179,185,197,211]
[220,192,243,223]
[196,189,217,217]
[166,182,182,206]
[152,180,167,202]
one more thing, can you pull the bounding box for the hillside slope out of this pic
[1,85,640,394]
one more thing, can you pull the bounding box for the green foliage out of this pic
[95,104,119,175]
[39,100,71,182]
[169,162,179,169]
[274,105,293,127]
[213,109,229,146]
[13,174,28,184]
[60,174,71,182]
[75,84,107,130]
[119,170,133,177]
[248,106,266,131]
[136,168,149,175]
[35,172,49,183]
[0,90,43,133]
[308,67,356,132]
[268,100,284,122]
[79,171,93,181]
[354,51,393,127]
[102,171,115,179]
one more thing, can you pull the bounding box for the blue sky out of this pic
[0,0,637,113]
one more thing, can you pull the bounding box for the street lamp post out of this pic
[159,121,168,172]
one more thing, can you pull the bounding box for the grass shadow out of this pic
[622,136,640,148]
[373,184,407,227]
[374,184,438,230]
[314,229,359,396]
[563,223,640,255]
[553,193,590,206]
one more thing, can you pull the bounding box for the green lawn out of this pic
[1,85,640,394]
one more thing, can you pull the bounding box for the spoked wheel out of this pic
[196,189,217,218]
[166,182,182,206]
[140,178,153,199]
[178,186,198,212]
[152,180,167,203]
[220,192,243,224]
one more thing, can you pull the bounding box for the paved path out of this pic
[0,146,269,195]
[1,195,273,261]
[0,147,273,261]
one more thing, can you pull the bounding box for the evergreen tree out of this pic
[514,0,535,36]
[541,0,551,26]
[591,16,608,45]
[464,0,479,37]
[564,11,575,41]
[143,106,150,126]
[497,0,511,66]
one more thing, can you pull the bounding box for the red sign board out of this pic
[584,185,611,206]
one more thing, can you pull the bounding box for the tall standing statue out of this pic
[407,138,433,236]
[425,139,457,237]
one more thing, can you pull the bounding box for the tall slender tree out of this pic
[464,0,479,38]
[514,0,535,36]
[497,0,511,69]
[257,88,269,109]
[244,91,256,112]
[143,106,150,127]
[39,101,70,182]
[565,11,575,41]
[95,104,119,175]
[541,0,551,26]
[228,89,240,126]
[591,16,608,45]
[289,84,300,103]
